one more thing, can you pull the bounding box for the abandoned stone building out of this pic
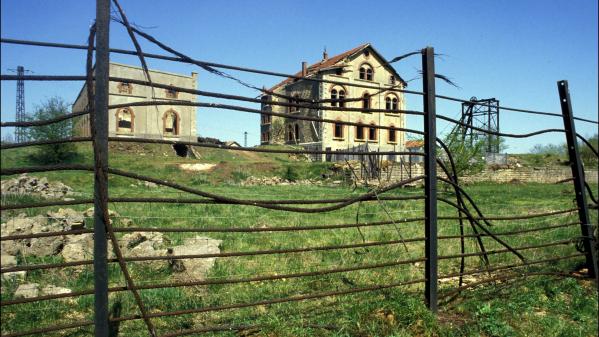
[260,43,407,161]
[73,62,198,142]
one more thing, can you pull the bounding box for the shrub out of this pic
[26,97,78,164]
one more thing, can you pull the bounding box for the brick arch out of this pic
[162,109,181,136]
[115,107,135,133]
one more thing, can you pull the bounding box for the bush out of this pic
[26,97,78,164]
[282,166,299,181]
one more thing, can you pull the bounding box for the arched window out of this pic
[338,89,346,108]
[333,121,344,139]
[117,82,133,94]
[385,95,399,111]
[163,110,180,136]
[359,64,373,81]
[362,93,371,111]
[331,89,338,107]
[116,108,134,133]
[388,125,397,143]
[368,123,377,141]
[355,123,365,140]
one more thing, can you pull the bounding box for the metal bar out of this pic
[557,80,598,279]
[93,1,110,335]
[422,46,438,312]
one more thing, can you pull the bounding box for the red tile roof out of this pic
[268,43,372,92]
[405,140,424,148]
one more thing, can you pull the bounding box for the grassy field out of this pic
[1,143,597,337]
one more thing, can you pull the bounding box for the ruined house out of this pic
[260,43,407,161]
[73,63,198,142]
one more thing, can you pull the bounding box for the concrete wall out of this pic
[73,63,198,142]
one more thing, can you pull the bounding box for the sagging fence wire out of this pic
[2,36,598,126]
[1,1,597,336]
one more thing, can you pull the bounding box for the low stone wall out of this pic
[355,164,598,184]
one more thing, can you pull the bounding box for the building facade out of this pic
[73,63,198,142]
[260,43,407,161]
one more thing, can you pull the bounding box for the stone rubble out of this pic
[1,174,75,199]
[240,176,324,186]
[1,210,223,296]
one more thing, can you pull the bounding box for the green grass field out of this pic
[1,144,597,337]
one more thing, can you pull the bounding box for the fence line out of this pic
[0,1,597,335]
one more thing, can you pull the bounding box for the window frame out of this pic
[358,63,374,81]
[165,84,178,99]
[333,120,344,140]
[162,109,180,137]
[117,82,133,95]
[115,107,135,134]
[368,123,378,142]
[388,125,397,144]
[355,123,365,141]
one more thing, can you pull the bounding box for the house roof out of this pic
[268,43,407,92]
[405,140,424,148]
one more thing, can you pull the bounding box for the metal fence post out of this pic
[557,80,598,279]
[422,46,438,312]
[94,0,110,335]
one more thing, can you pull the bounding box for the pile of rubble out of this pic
[1,174,75,199]
[240,176,326,186]
[1,209,222,297]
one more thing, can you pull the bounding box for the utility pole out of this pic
[244,131,248,147]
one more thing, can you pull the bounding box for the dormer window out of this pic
[118,82,133,94]
[359,64,373,81]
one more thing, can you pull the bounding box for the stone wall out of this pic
[73,63,198,142]
[355,163,599,184]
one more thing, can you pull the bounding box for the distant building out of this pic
[260,43,408,161]
[73,62,198,142]
[405,140,424,163]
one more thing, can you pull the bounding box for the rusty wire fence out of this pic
[1,1,598,336]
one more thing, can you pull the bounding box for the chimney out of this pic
[301,61,307,77]
[323,48,328,60]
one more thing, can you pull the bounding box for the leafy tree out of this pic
[579,133,598,167]
[26,97,78,164]
[440,131,486,178]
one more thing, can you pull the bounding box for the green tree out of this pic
[26,97,78,164]
[440,131,486,177]
[579,133,598,167]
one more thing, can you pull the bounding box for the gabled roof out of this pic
[268,43,407,92]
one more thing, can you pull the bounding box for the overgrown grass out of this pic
[1,144,597,336]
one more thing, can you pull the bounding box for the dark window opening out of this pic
[362,93,370,111]
[339,90,346,108]
[388,128,397,143]
[334,123,343,139]
[368,124,377,141]
[331,89,338,107]
[356,124,365,140]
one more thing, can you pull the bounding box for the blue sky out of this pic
[1,0,597,152]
